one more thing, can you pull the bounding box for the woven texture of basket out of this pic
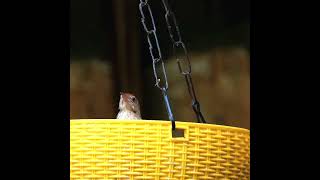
[70,119,250,179]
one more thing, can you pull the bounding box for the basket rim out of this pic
[70,119,249,133]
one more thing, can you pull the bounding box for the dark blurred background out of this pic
[70,0,250,129]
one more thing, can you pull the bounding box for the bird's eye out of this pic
[132,97,136,102]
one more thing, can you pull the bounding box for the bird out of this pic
[116,92,142,120]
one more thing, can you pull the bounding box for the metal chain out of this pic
[161,0,206,123]
[138,0,176,130]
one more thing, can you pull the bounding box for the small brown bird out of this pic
[116,92,142,120]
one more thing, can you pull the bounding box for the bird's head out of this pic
[119,92,141,115]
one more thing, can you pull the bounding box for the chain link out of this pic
[173,41,191,74]
[139,0,206,127]
[139,0,175,130]
[161,0,206,123]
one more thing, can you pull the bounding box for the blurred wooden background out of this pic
[70,0,250,129]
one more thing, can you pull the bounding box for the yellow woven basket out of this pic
[70,119,250,179]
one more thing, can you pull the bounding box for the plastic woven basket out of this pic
[70,119,250,179]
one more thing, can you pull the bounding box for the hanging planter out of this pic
[70,119,250,179]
